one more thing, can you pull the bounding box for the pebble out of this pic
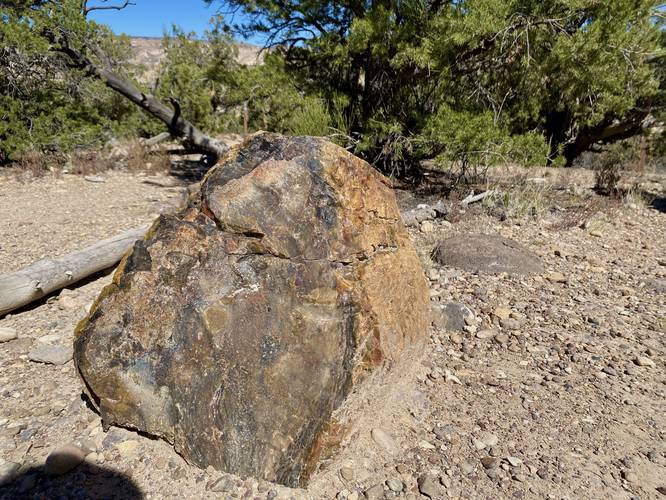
[419,439,436,450]
[460,460,475,475]
[0,461,20,486]
[507,456,523,467]
[420,221,435,234]
[481,457,499,469]
[28,344,73,365]
[476,329,496,339]
[494,334,510,344]
[634,356,655,367]
[545,272,567,283]
[622,470,639,483]
[340,466,354,481]
[57,296,81,310]
[371,428,399,454]
[44,444,87,476]
[364,483,385,500]
[417,474,439,498]
[208,476,234,492]
[0,328,18,343]
[386,478,403,492]
[476,432,499,448]
[84,175,106,183]
[500,318,521,330]
[493,307,512,320]
[115,439,139,457]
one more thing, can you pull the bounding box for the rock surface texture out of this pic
[73,134,430,487]
[431,233,543,275]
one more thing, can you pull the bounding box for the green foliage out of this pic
[211,0,665,173]
[0,0,143,162]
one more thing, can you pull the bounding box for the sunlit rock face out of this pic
[74,133,430,486]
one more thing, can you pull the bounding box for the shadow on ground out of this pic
[0,462,143,500]
[169,158,213,183]
[649,195,666,214]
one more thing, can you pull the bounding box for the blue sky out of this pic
[88,0,225,38]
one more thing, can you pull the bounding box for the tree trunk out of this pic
[562,109,650,165]
[0,224,149,316]
[57,44,228,160]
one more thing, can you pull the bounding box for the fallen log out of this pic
[142,132,171,147]
[461,190,495,205]
[0,224,150,316]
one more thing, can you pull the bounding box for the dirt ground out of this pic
[0,163,664,500]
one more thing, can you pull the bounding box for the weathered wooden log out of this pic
[461,189,495,205]
[0,224,149,316]
[142,132,171,147]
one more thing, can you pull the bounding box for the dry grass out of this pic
[68,149,115,176]
[126,140,172,174]
[12,151,65,182]
[482,180,551,220]
[5,140,174,182]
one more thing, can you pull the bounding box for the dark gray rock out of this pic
[431,234,544,275]
[432,302,473,331]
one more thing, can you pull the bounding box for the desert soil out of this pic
[0,165,664,500]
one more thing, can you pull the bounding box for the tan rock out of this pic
[493,307,511,321]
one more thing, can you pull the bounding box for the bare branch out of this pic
[83,0,135,16]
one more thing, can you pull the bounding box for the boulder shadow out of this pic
[0,462,143,500]
[649,195,666,214]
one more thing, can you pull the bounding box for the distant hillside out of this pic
[129,37,263,83]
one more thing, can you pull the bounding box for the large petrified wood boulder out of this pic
[73,133,430,487]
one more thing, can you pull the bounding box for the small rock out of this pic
[417,475,439,498]
[364,483,385,500]
[57,296,81,310]
[634,356,655,367]
[433,303,474,331]
[506,456,522,467]
[0,461,20,486]
[44,444,87,476]
[476,329,496,339]
[476,432,498,448]
[84,175,106,183]
[371,428,399,454]
[545,272,567,283]
[622,470,639,483]
[472,438,486,450]
[340,466,355,481]
[28,345,73,365]
[114,439,139,457]
[656,486,666,495]
[494,334,510,344]
[460,460,475,475]
[0,328,18,343]
[420,221,435,234]
[481,457,498,469]
[493,307,512,320]
[386,478,403,492]
[499,318,521,330]
[602,366,617,377]
[207,476,234,492]
[419,440,436,450]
